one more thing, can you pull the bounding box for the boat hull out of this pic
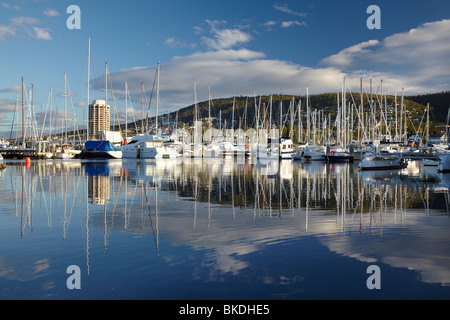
[324,155,354,163]
[359,163,408,171]
[79,150,122,160]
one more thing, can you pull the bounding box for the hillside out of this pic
[114,91,448,137]
[406,91,450,124]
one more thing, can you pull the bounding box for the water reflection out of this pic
[1,158,450,298]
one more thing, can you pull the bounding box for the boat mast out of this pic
[125,81,128,142]
[426,103,430,146]
[156,62,160,134]
[141,82,144,134]
[105,61,108,133]
[87,36,91,141]
[64,71,67,144]
[22,77,25,147]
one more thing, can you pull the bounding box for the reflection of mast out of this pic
[21,166,24,238]
[143,179,159,253]
[86,173,90,276]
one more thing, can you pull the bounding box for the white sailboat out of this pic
[54,71,81,160]
[122,63,180,160]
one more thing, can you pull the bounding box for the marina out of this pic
[1,0,449,303]
[1,157,450,299]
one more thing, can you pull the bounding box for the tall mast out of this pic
[22,77,25,147]
[426,103,430,146]
[125,81,128,142]
[360,78,363,144]
[306,87,310,144]
[208,86,212,129]
[156,62,160,133]
[105,61,108,120]
[87,36,91,141]
[141,82,144,134]
[64,71,67,144]
[402,89,407,145]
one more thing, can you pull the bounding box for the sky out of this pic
[0,0,449,138]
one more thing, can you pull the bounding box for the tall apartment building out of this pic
[88,100,110,139]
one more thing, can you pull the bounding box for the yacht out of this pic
[323,147,354,163]
[301,146,326,161]
[438,154,450,173]
[279,137,294,160]
[358,152,408,171]
[122,131,180,159]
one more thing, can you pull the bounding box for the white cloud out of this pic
[320,40,380,67]
[0,85,21,93]
[202,28,252,50]
[0,25,16,40]
[320,19,450,92]
[32,26,52,40]
[264,21,277,27]
[43,8,60,17]
[281,20,307,28]
[96,19,450,113]
[164,37,197,49]
[273,3,307,17]
[1,15,53,41]
[11,16,40,26]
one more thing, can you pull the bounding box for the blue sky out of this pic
[0,0,449,138]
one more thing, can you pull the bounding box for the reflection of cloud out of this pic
[0,257,50,282]
[319,210,450,286]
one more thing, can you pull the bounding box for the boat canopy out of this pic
[85,140,119,152]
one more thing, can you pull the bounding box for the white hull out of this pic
[301,146,326,161]
[122,132,181,159]
[358,153,408,171]
[122,146,179,159]
[438,154,450,172]
[423,158,439,166]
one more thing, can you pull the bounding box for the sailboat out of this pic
[81,55,123,160]
[121,62,180,160]
[55,72,81,160]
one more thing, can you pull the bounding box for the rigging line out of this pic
[65,78,83,144]
[108,72,123,135]
[145,67,158,130]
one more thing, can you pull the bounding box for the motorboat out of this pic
[323,148,354,163]
[301,146,326,161]
[279,137,294,160]
[358,152,408,171]
[438,154,450,173]
[122,131,180,159]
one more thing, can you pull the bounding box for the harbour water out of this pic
[1,158,450,300]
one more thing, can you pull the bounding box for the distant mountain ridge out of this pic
[115,91,450,133]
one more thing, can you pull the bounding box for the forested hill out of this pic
[118,91,450,132]
[162,92,428,127]
[406,91,450,123]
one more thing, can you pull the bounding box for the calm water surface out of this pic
[1,158,450,300]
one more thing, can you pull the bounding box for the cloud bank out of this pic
[98,19,450,113]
